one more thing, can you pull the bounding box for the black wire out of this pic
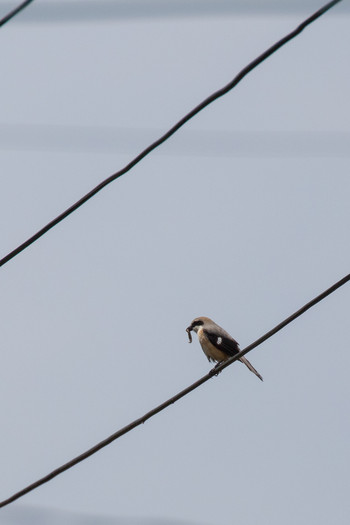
[0,272,349,508]
[0,0,35,27]
[0,0,343,268]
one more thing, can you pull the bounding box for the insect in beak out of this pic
[186,327,192,343]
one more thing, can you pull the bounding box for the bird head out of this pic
[186,317,212,342]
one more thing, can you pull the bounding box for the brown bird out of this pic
[186,316,263,381]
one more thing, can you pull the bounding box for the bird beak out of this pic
[186,326,193,343]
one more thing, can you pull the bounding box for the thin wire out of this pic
[0,0,343,268]
[0,0,35,27]
[1,272,349,508]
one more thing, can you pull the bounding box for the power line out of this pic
[0,0,343,268]
[0,0,35,27]
[0,272,349,508]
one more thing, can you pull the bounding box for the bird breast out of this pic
[197,327,228,363]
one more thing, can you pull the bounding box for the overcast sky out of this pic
[2,0,350,23]
[1,2,350,525]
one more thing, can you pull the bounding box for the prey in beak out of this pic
[186,318,204,343]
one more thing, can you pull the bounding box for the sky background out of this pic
[1,1,350,524]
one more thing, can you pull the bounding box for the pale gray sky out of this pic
[1,2,350,525]
[1,0,349,24]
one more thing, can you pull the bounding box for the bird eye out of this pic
[192,320,204,327]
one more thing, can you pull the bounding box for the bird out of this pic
[186,316,263,381]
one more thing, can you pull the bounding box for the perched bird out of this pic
[186,316,263,381]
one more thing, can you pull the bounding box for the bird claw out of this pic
[209,362,222,376]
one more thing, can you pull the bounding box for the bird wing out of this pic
[204,330,240,357]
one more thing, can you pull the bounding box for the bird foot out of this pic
[209,362,223,376]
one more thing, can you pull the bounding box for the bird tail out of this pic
[239,356,263,381]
